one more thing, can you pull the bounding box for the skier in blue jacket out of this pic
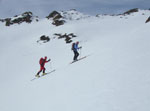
[72,41,82,61]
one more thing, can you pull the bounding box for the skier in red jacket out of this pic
[36,56,51,77]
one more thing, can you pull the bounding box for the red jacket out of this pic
[39,57,49,67]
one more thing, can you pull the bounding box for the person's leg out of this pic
[42,68,46,76]
[43,68,46,73]
[37,67,42,75]
[36,67,43,77]
[76,51,79,60]
[73,51,76,60]
[74,51,79,60]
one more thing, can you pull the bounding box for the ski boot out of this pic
[42,73,46,76]
[35,74,40,77]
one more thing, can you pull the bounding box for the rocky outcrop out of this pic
[54,33,77,43]
[46,9,89,26]
[37,35,50,43]
[47,11,65,26]
[47,11,62,20]
[52,20,65,26]
[36,33,76,44]
[0,19,5,22]
[1,12,38,26]
[123,8,139,15]
[145,16,150,23]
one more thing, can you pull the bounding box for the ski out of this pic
[31,69,56,81]
[70,56,87,64]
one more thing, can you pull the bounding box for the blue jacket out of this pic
[73,43,79,51]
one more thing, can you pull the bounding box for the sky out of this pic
[0,0,150,18]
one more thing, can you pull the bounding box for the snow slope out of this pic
[0,9,150,111]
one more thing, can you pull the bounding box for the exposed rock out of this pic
[37,35,50,43]
[65,36,72,43]
[47,11,65,26]
[54,33,77,43]
[46,11,62,20]
[0,19,5,22]
[52,20,65,26]
[1,11,38,26]
[46,9,91,26]
[5,18,11,26]
[123,8,139,15]
[145,16,150,23]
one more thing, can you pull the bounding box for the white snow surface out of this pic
[60,9,90,20]
[0,10,150,111]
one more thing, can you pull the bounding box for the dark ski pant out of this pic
[37,66,45,75]
[73,50,79,60]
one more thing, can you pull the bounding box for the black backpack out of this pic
[72,43,75,50]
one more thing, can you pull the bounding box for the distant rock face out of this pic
[123,8,139,15]
[1,12,38,26]
[47,11,62,20]
[145,16,150,23]
[52,20,65,26]
[47,11,65,26]
[46,9,89,26]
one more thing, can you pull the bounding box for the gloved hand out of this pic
[48,59,51,62]
[79,46,82,49]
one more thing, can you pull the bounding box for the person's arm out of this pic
[45,59,51,62]
[77,45,82,49]
[78,46,82,49]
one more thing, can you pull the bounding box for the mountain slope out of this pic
[0,9,150,111]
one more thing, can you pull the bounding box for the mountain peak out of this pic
[0,11,39,26]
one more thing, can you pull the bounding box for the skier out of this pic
[35,56,51,77]
[72,41,82,61]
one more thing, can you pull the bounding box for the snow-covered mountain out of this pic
[0,9,150,111]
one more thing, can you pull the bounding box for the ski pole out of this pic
[80,47,82,58]
[80,41,83,58]
[49,61,52,69]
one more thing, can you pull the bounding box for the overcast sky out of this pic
[0,0,149,18]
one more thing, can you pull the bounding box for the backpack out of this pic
[72,43,75,50]
[39,58,44,65]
